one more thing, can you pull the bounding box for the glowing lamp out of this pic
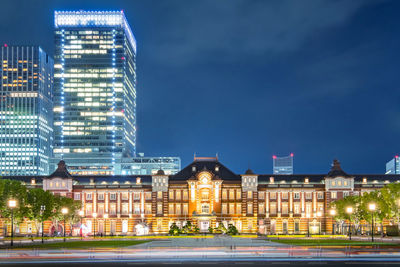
[8,199,17,208]
[368,203,376,212]
[61,207,68,215]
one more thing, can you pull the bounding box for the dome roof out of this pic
[245,169,255,175]
[156,169,165,175]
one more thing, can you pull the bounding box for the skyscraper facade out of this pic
[386,156,400,174]
[0,45,54,176]
[53,11,137,175]
[272,153,294,174]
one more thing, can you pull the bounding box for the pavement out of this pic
[0,236,400,266]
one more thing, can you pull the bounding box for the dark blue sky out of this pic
[1,0,399,174]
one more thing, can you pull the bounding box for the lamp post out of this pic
[346,206,353,240]
[79,210,84,240]
[40,205,46,243]
[369,203,376,242]
[329,209,336,235]
[103,214,108,238]
[93,212,97,238]
[8,199,17,247]
[61,208,68,242]
[316,211,322,235]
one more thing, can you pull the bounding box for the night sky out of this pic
[1,0,399,174]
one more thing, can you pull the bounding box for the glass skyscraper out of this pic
[386,156,400,174]
[272,153,294,174]
[0,45,54,176]
[53,11,137,175]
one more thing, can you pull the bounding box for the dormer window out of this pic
[305,178,309,184]
[31,178,36,185]
[362,178,367,183]
[269,177,274,183]
[136,177,141,184]
[215,166,219,172]
[192,166,196,172]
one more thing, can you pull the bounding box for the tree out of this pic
[26,188,56,236]
[169,223,180,236]
[53,195,82,236]
[226,224,239,235]
[0,179,29,225]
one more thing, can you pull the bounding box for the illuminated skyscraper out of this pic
[386,156,400,174]
[53,11,137,175]
[272,153,294,174]
[0,45,54,175]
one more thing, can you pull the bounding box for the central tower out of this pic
[53,11,137,175]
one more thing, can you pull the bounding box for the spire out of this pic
[327,159,351,178]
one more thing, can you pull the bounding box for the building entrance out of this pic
[199,221,210,232]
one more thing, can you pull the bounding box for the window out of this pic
[259,203,265,214]
[176,204,181,215]
[201,191,209,200]
[306,192,312,199]
[247,203,253,214]
[317,192,324,199]
[134,203,140,214]
[229,203,235,214]
[270,192,276,199]
[145,192,152,200]
[343,191,349,198]
[331,181,336,186]
[121,192,129,200]
[236,203,241,214]
[222,203,228,214]
[176,190,181,200]
[98,204,104,216]
[306,203,312,215]
[282,192,288,199]
[228,190,234,200]
[110,193,116,200]
[294,192,300,199]
[331,191,337,199]
[86,204,92,216]
[134,192,140,200]
[259,191,265,200]
[222,189,227,200]
[338,180,342,186]
[74,193,81,200]
[270,203,276,214]
[183,204,188,215]
[168,204,174,214]
[247,191,253,199]
[98,193,104,200]
[86,193,92,200]
[344,180,348,186]
[121,203,129,215]
[202,204,210,214]
[294,221,300,233]
[122,220,128,233]
[157,191,163,199]
[169,190,174,200]
[110,204,116,215]
[157,203,163,214]
[294,203,300,214]
[318,203,324,212]
[282,203,288,214]
[183,190,188,200]
[236,190,241,199]
[145,204,152,214]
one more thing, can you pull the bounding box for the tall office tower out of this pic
[273,153,294,174]
[0,45,54,176]
[386,155,400,174]
[121,153,181,175]
[53,11,137,175]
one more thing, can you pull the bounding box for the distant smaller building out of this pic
[386,156,400,174]
[273,153,294,174]
[121,153,181,175]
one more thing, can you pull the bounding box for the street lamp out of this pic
[40,205,46,243]
[316,211,322,235]
[79,210,84,240]
[346,206,353,240]
[8,199,17,247]
[61,207,68,242]
[368,203,376,242]
[329,209,336,235]
[103,214,108,237]
[93,212,97,238]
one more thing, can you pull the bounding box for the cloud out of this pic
[143,0,376,66]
